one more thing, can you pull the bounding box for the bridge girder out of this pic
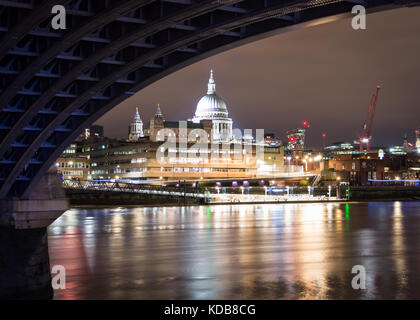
[0,0,417,198]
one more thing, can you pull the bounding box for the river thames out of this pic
[48,201,420,299]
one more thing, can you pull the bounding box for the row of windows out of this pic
[332,162,357,170]
[90,167,257,175]
[61,170,84,176]
[57,162,88,168]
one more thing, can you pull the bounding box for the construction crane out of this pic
[355,85,381,151]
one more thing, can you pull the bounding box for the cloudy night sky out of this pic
[96,6,420,148]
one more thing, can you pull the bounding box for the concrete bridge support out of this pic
[0,168,68,299]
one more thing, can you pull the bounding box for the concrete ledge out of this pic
[0,198,68,229]
[0,167,69,229]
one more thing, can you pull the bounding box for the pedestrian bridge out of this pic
[63,178,208,198]
[0,0,418,199]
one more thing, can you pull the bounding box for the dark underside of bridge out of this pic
[0,0,419,199]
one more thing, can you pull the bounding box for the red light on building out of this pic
[302,120,311,128]
[322,133,326,137]
[289,136,295,142]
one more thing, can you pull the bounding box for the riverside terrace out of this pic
[63,179,420,206]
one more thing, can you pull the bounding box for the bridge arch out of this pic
[0,0,416,198]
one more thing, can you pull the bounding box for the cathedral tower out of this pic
[128,107,144,141]
[192,70,233,142]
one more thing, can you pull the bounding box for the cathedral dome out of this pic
[193,70,229,120]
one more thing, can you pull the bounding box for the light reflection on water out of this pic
[48,201,420,300]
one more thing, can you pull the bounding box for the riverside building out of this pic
[63,70,287,182]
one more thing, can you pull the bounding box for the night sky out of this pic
[96,7,420,148]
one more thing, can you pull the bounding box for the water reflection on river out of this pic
[48,201,420,299]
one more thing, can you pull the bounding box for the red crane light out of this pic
[322,133,326,137]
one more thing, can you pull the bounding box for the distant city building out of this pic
[128,107,144,141]
[403,133,411,153]
[56,155,89,180]
[78,125,104,141]
[264,133,282,147]
[416,128,420,152]
[324,142,354,152]
[286,128,305,150]
[191,70,233,142]
[389,145,407,155]
[143,105,213,142]
[389,133,417,155]
[62,143,77,155]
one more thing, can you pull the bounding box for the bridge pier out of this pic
[0,168,68,299]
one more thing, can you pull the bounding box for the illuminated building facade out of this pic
[77,137,283,181]
[286,128,305,161]
[56,156,90,180]
[323,147,420,186]
[286,128,305,150]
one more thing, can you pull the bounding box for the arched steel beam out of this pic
[0,0,72,61]
[0,0,156,113]
[0,0,241,159]
[1,0,327,198]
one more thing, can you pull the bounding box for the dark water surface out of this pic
[48,201,420,299]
